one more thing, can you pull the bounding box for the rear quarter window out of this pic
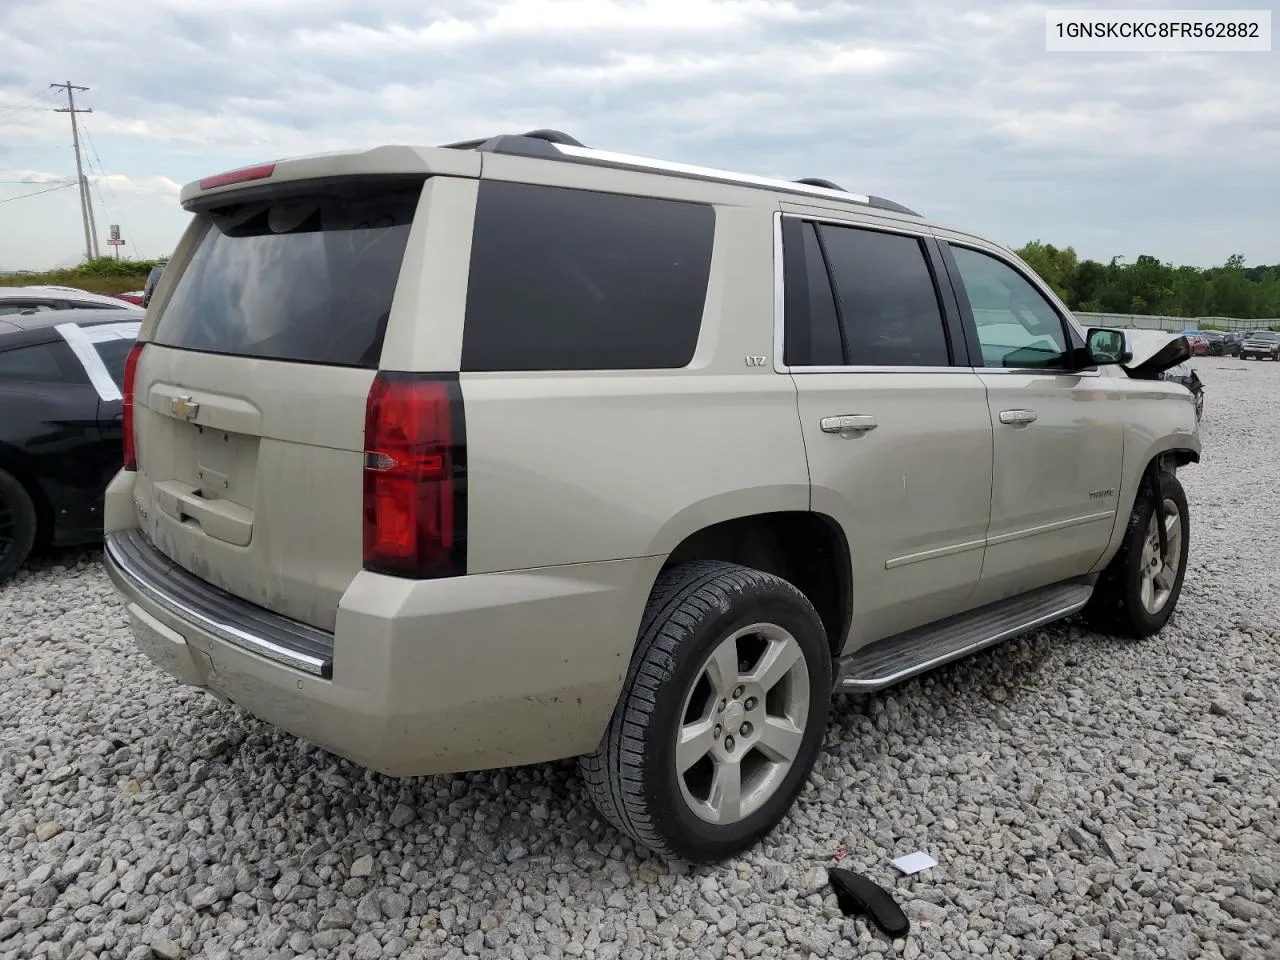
[92,337,134,389]
[461,181,715,372]
[152,179,422,368]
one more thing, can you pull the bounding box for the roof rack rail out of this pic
[438,131,922,217]
[519,129,585,147]
[794,177,846,191]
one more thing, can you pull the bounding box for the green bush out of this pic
[0,257,167,295]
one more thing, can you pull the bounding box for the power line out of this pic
[0,181,78,204]
[0,89,60,125]
[50,81,98,261]
[0,87,58,121]
[79,118,140,258]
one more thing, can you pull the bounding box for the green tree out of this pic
[1014,246,1278,320]
[1015,241,1079,301]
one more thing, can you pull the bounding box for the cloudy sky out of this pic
[0,0,1276,272]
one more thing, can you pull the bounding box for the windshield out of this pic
[1248,332,1279,340]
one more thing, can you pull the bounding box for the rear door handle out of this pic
[820,414,878,436]
[999,409,1038,425]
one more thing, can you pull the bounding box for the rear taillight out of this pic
[362,372,467,579]
[122,343,144,471]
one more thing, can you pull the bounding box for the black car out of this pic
[0,308,142,580]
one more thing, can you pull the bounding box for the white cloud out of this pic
[0,169,67,184]
[90,173,181,196]
[0,0,1276,269]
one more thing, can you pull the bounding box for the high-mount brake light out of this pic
[362,372,467,579]
[122,342,144,471]
[199,162,277,190]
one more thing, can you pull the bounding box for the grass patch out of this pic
[0,257,165,296]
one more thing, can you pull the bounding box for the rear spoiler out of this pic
[180,145,481,210]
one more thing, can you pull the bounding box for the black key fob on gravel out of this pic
[828,867,910,938]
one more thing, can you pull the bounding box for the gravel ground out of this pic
[2,357,1278,960]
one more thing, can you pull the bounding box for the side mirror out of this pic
[1086,327,1132,365]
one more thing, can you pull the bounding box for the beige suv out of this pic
[104,130,1200,862]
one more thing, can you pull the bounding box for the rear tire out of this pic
[0,469,38,583]
[1084,470,1189,639]
[580,561,832,863]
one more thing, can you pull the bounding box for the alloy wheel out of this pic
[1139,498,1182,615]
[675,623,810,825]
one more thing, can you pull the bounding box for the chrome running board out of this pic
[836,580,1095,692]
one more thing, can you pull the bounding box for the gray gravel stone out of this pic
[355,892,380,922]
[352,933,382,960]
[349,856,374,879]
[378,890,409,920]
[148,935,182,959]
[1,359,1277,959]
[388,804,416,828]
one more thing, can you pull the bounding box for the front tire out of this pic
[0,469,38,583]
[1084,470,1189,638]
[580,561,832,863]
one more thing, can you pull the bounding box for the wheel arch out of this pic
[0,442,53,549]
[658,509,853,659]
[1090,439,1198,575]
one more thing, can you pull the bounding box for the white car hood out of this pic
[1120,329,1192,375]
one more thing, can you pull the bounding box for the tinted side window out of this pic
[782,219,845,367]
[818,225,950,367]
[950,246,1069,369]
[461,182,715,372]
[0,343,77,382]
[0,301,57,316]
[67,300,125,311]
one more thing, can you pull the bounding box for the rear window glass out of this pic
[461,181,715,372]
[153,180,422,368]
[93,337,133,389]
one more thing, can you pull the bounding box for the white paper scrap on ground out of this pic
[890,851,937,875]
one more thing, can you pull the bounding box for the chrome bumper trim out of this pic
[105,529,334,678]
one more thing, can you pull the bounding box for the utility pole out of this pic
[83,173,101,259]
[51,81,98,262]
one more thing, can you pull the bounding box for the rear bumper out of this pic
[106,525,662,777]
[107,529,333,676]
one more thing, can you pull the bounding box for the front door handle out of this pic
[821,414,878,437]
[999,409,1038,425]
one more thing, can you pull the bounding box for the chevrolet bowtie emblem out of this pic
[170,396,200,421]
